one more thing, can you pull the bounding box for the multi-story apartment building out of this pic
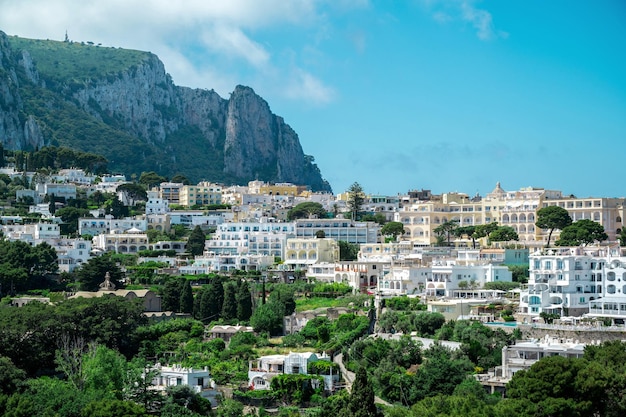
[78,216,147,236]
[248,180,308,197]
[396,182,625,248]
[92,228,149,253]
[145,190,170,215]
[294,218,380,244]
[396,191,483,246]
[518,247,615,318]
[284,238,340,269]
[205,221,296,258]
[159,182,184,205]
[179,182,222,207]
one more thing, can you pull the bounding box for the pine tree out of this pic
[236,280,253,321]
[179,280,194,314]
[221,282,237,321]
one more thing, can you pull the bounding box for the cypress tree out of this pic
[179,280,194,314]
[221,282,237,321]
[236,280,253,321]
[348,366,380,417]
[186,226,206,256]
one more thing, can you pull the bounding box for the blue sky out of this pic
[2,1,625,197]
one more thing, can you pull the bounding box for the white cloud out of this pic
[460,0,496,41]
[419,0,505,41]
[285,69,336,104]
[0,0,342,104]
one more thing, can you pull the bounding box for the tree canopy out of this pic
[380,221,406,240]
[287,202,327,220]
[555,219,608,246]
[347,182,365,221]
[535,206,572,248]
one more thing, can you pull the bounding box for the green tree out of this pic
[236,280,253,321]
[380,221,405,241]
[269,284,296,316]
[170,174,190,185]
[138,171,166,189]
[221,282,237,321]
[489,225,519,243]
[82,345,127,400]
[555,219,608,246]
[186,226,206,256]
[56,207,93,235]
[0,355,27,395]
[287,202,327,220]
[250,302,285,335]
[75,255,124,291]
[116,183,148,202]
[346,366,380,417]
[535,206,572,248]
[179,280,194,314]
[347,182,365,221]
[82,399,148,417]
[160,278,183,312]
[434,220,459,246]
[338,240,359,261]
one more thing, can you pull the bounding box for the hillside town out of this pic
[2,163,626,416]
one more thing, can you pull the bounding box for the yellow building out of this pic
[179,182,222,207]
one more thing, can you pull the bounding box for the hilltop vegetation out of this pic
[8,36,150,88]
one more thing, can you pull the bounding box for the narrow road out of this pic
[333,353,391,406]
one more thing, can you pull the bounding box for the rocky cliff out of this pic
[0,31,331,192]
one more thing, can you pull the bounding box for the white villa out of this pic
[151,364,212,393]
[248,351,338,391]
[476,335,587,394]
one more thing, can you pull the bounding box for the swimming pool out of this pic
[485,322,518,327]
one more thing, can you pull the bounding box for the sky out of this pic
[1,1,625,198]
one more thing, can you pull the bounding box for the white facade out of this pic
[92,228,149,253]
[206,221,295,258]
[294,219,380,244]
[519,247,617,318]
[284,237,340,269]
[182,253,275,273]
[151,364,212,393]
[1,222,61,242]
[248,351,337,391]
[145,190,170,214]
[54,238,92,272]
[167,210,231,228]
[78,217,147,236]
[426,260,512,297]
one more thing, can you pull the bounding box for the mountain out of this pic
[0,31,332,192]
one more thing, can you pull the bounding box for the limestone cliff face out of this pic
[0,31,331,192]
[0,35,45,150]
[223,86,327,189]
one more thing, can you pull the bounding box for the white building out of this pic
[78,216,147,236]
[476,335,587,394]
[181,253,274,273]
[92,228,149,254]
[151,364,212,394]
[519,246,617,319]
[36,183,77,202]
[1,222,61,242]
[53,238,92,273]
[206,221,296,258]
[248,351,338,391]
[283,237,340,269]
[145,190,170,215]
[294,219,380,244]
